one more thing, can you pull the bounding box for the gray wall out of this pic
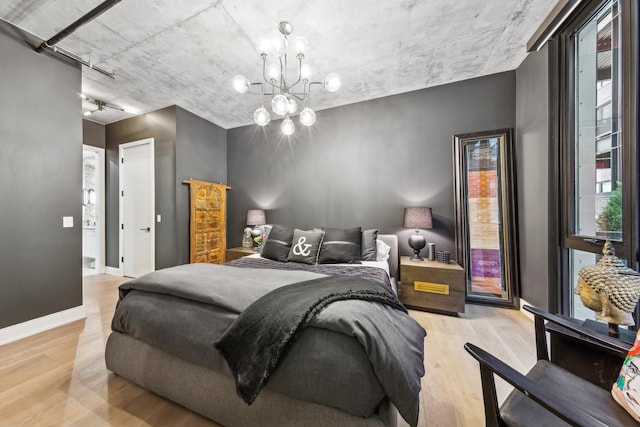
[227,71,517,260]
[175,106,228,265]
[105,106,177,269]
[83,119,106,149]
[515,46,550,310]
[105,106,228,269]
[0,27,83,328]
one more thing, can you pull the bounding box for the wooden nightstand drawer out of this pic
[399,256,465,314]
[225,246,258,262]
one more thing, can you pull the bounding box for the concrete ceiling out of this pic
[0,0,557,128]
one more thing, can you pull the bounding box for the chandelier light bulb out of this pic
[300,107,316,126]
[271,94,289,115]
[257,37,270,56]
[232,74,250,93]
[300,63,312,80]
[323,73,341,93]
[271,35,285,57]
[294,36,307,55]
[253,106,270,126]
[267,63,280,81]
[287,98,298,114]
[281,117,295,135]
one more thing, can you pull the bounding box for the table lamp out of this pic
[246,209,267,246]
[403,207,433,260]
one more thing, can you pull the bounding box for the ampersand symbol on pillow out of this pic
[292,236,312,256]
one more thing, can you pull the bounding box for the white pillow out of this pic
[259,224,273,240]
[376,239,391,262]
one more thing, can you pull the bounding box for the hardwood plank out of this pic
[0,274,536,426]
[413,305,536,426]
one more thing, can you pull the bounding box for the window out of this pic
[553,0,638,320]
[574,3,622,244]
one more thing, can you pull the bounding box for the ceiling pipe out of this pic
[35,0,122,53]
[51,45,117,79]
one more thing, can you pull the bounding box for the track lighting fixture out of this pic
[81,94,138,116]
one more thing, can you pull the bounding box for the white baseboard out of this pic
[105,266,121,276]
[519,298,534,321]
[0,305,86,346]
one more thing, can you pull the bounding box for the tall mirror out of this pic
[453,128,519,308]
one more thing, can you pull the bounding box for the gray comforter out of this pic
[226,256,393,289]
[112,263,426,426]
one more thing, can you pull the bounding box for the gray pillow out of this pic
[361,229,379,261]
[287,229,325,264]
[261,225,294,262]
[318,227,362,264]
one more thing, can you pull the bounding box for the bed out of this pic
[105,231,426,427]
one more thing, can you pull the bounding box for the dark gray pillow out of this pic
[318,227,362,264]
[287,229,325,264]
[361,229,378,261]
[261,225,294,262]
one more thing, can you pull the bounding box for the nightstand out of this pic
[399,256,465,314]
[225,246,259,262]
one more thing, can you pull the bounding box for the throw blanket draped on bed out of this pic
[214,275,405,406]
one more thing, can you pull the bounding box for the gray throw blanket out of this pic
[214,275,406,406]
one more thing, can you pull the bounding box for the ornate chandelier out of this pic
[232,21,341,135]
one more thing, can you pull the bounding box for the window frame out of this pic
[549,0,638,316]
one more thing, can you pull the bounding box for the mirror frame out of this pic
[453,128,519,308]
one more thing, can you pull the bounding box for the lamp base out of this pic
[410,251,424,261]
[408,231,426,262]
[250,226,263,248]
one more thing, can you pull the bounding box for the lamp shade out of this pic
[246,209,266,226]
[403,207,433,229]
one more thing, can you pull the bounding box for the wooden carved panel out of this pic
[184,179,230,264]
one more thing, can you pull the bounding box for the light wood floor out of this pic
[0,274,536,426]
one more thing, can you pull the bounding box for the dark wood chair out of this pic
[464,305,637,427]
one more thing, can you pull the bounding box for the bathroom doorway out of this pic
[82,145,105,276]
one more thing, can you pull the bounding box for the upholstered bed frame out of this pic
[105,234,400,427]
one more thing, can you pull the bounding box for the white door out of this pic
[119,139,155,277]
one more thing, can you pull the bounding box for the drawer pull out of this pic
[414,281,449,295]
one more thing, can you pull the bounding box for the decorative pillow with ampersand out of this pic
[287,229,325,265]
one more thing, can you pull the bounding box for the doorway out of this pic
[82,145,105,276]
[119,138,155,277]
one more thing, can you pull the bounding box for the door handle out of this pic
[140,227,151,232]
